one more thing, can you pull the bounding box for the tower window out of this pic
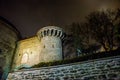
[43,45,45,48]
[52,44,54,48]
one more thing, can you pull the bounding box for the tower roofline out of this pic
[39,26,63,31]
[0,16,21,39]
[37,26,66,40]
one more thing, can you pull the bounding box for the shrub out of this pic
[32,49,120,68]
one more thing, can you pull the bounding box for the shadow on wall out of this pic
[0,67,3,80]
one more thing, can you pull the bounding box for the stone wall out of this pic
[12,36,41,69]
[7,56,120,80]
[13,26,65,70]
[0,17,20,79]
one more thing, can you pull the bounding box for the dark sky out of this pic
[0,0,120,38]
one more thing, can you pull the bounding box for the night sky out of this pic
[0,0,120,38]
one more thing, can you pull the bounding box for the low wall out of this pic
[7,56,120,80]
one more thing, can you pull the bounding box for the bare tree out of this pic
[69,22,95,54]
[86,8,120,51]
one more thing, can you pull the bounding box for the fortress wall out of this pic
[13,36,41,68]
[13,36,63,69]
[0,19,20,79]
[37,26,65,62]
[40,36,62,62]
[13,26,65,70]
[7,56,120,80]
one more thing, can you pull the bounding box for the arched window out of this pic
[21,53,28,64]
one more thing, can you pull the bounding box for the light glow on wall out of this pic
[21,53,28,64]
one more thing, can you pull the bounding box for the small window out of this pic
[52,44,54,48]
[43,45,45,48]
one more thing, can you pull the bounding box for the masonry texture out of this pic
[12,26,65,70]
[12,36,40,69]
[7,56,120,80]
[0,17,20,79]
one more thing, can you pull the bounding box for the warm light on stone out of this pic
[12,26,65,70]
[21,53,28,64]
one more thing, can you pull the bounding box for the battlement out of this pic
[37,26,65,40]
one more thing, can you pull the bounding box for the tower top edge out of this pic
[39,26,63,31]
[36,26,66,39]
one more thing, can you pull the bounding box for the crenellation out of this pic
[37,27,65,39]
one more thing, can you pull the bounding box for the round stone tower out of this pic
[37,26,65,62]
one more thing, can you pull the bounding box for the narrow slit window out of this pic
[43,45,45,48]
[52,44,54,48]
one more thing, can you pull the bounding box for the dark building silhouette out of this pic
[0,16,21,80]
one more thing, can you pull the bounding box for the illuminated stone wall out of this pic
[37,26,65,62]
[39,36,62,62]
[12,36,41,69]
[0,17,20,80]
[12,26,65,70]
[7,56,120,80]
